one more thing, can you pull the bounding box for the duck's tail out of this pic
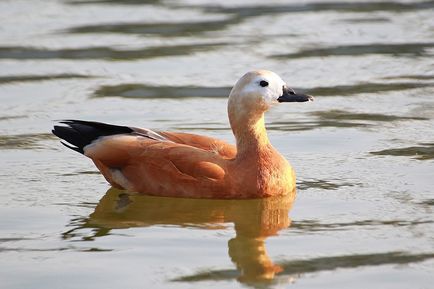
[52,120,133,154]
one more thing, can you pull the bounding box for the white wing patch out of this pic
[110,168,133,191]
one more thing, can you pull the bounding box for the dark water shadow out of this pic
[94,84,231,99]
[0,237,34,243]
[269,110,427,132]
[290,219,434,233]
[304,81,433,97]
[381,74,434,81]
[59,171,101,178]
[0,247,71,253]
[418,199,434,207]
[67,0,162,4]
[339,17,391,23]
[312,110,428,122]
[198,1,434,17]
[0,245,112,253]
[0,133,54,150]
[66,17,240,37]
[272,43,434,59]
[0,43,227,61]
[268,120,368,132]
[64,188,296,285]
[0,115,26,121]
[55,200,99,209]
[173,251,434,285]
[0,74,95,84]
[297,179,361,191]
[68,0,434,14]
[370,143,434,160]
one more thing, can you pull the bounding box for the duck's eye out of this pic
[260,80,269,87]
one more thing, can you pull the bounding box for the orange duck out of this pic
[52,70,313,198]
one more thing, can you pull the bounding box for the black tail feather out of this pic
[52,125,88,154]
[52,120,133,154]
[60,141,83,154]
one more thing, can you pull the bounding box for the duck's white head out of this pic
[228,70,313,113]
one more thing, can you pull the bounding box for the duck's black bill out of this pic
[278,86,314,103]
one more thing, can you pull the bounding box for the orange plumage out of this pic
[53,70,313,198]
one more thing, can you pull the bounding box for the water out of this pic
[0,0,433,288]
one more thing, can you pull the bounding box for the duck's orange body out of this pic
[87,131,295,198]
[53,70,312,199]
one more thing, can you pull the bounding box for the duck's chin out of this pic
[262,98,280,111]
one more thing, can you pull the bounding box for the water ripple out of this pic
[66,18,240,37]
[94,84,231,99]
[272,43,434,59]
[0,43,228,61]
[0,74,95,84]
[0,133,54,150]
[173,251,434,283]
[370,143,434,160]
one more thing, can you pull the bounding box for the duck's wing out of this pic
[53,120,231,197]
[53,120,235,159]
[85,135,230,197]
[128,125,236,158]
[156,131,236,159]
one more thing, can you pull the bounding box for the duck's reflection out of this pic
[64,188,296,283]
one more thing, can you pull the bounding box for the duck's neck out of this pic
[229,110,271,159]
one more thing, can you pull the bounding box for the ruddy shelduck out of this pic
[53,70,313,198]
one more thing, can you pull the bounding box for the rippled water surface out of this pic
[1,0,433,288]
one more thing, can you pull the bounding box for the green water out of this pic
[0,0,433,288]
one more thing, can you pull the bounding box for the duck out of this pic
[52,70,313,199]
